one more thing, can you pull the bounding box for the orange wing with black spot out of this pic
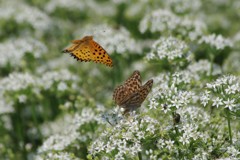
[63,36,113,67]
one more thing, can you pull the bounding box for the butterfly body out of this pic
[63,36,113,67]
[113,70,153,114]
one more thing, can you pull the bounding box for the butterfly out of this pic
[113,70,153,114]
[62,36,113,67]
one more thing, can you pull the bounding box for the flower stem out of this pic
[226,109,232,144]
[209,53,214,79]
[138,152,142,160]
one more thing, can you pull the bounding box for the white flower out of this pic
[156,139,165,149]
[75,24,141,54]
[146,124,156,134]
[212,97,223,108]
[146,52,156,60]
[161,104,171,113]
[225,84,239,95]
[179,135,190,145]
[165,140,174,150]
[226,146,240,157]
[0,38,47,67]
[223,98,236,111]
[129,143,141,156]
[170,98,182,109]
[146,37,190,62]
[0,1,51,31]
[200,91,210,107]
[115,152,124,160]
[136,131,145,140]
[199,34,233,50]
[57,82,68,91]
[148,98,159,109]
[18,94,27,103]
[139,9,206,40]
[163,0,202,13]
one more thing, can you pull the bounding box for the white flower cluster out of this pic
[90,114,160,159]
[75,24,141,54]
[0,1,51,31]
[39,114,74,137]
[163,0,202,13]
[176,106,211,146]
[0,69,78,93]
[223,52,240,74]
[0,98,14,114]
[139,9,206,40]
[35,152,80,160]
[149,72,196,112]
[0,37,47,67]
[45,0,86,13]
[187,60,222,77]
[38,108,97,153]
[0,72,36,92]
[146,37,191,61]
[199,34,233,50]
[0,69,79,112]
[139,9,180,34]
[45,0,116,17]
[202,75,240,111]
[37,69,79,90]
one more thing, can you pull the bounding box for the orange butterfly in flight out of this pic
[63,36,113,67]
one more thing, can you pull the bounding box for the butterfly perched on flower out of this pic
[62,36,113,67]
[113,70,153,114]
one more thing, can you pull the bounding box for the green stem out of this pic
[138,152,142,160]
[226,109,232,144]
[209,53,214,79]
[15,104,27,159]
[30,104,42,139]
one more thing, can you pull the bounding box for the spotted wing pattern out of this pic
[63,36,113,67]
[113,70,153,114]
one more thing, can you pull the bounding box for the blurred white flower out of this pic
[146,36,191,61]
[226,146,240,157]
[187,60,222,77]
[223,98,236,111]
[179,134,190,145]
[163,0,202,13]
[212,97,223,108]
[18,94,27,103]
[165,139,174,150]
[0,98,14,114]
[35,152,80,160]
[148,98,159,109]
[45,0,116,17]
[0,38,47,67]
[199,34,233,50]
[0,1,51,31]
[0,72,35,92]
[225,84,239,95]
[75,24,141,54]
[139,9,206,40]
[200,91,210,107]
[57,82,68,91]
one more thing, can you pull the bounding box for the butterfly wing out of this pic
[69,42,92,62]
[63,36,113,67]
[124,70,142,95]
[113,85,128,105]
[120,79,153,110]
[138,79,153,104]
[113,70,141,105]
[62,43,80,53]
[88,39,113,67]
